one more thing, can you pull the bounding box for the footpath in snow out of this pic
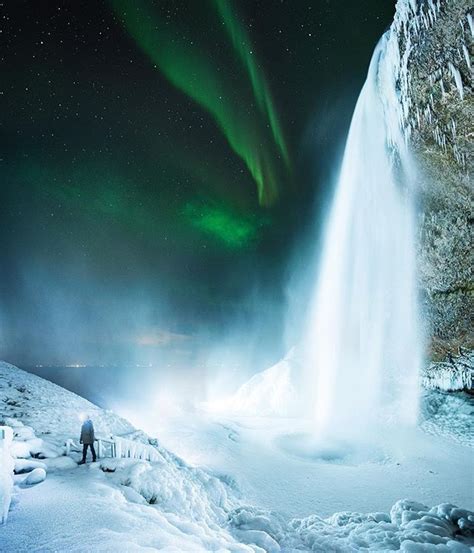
[1,361,474,552]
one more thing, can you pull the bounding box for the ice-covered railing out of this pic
[66,434,163,463]
[109,436,162,462]
[0,426,14,524]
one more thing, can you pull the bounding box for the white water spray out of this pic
[303,34,422,439]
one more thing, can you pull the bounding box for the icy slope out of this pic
[0,362,253,552]
[1,361,474,552]
[0,361,135,443]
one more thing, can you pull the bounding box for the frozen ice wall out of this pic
[0,426,14,524]
[303,28,422,439]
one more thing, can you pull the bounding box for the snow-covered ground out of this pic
[1,361,474,552]
[130,405,474,521]
[0,362,249,552]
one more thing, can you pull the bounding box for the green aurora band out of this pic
[16,161,264,250]
[214,0,290,168]
[111,0,288,206]
[182,200,265,249]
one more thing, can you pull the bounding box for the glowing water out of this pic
[304,35,422,439]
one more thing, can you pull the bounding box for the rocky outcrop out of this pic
[394,0,473,360]
[421,348,473,392]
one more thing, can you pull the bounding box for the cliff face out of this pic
[393,0,473,361]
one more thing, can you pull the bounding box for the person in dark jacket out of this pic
[78,416,96,464]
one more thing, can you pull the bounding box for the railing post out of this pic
[97,439,103,459]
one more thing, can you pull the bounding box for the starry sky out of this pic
[0,0,395,370]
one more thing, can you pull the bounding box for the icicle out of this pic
[448,62,464,100]
[462,44,471,69]
[408,0,418,15]
[422,12,429,30]
[467,13,474,38]
[428,0,437,20]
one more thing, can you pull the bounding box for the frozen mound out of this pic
[99,457,242,546]
[421,350,473,392]
[208,350,301,417]
[228,500,474,552]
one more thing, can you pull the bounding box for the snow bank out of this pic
[228,499,474,552]
[98,457,255,551]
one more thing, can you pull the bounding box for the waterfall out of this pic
[212,15,424,433]
[303,33,422,439]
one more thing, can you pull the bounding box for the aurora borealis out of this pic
[111,0,289,206]
[1,0,395,368]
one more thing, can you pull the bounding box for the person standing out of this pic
[78,416,96,464]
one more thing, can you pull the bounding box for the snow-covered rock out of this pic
[12,425,35,441]
[228,499,474,552]
[9,439,31,459]
[22,467,46,486]
[14,459,47,475]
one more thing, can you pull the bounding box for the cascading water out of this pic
[303,32,422,440]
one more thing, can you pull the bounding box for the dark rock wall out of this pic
[396,0,473,360]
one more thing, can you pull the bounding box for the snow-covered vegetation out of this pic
[1,361,474,551]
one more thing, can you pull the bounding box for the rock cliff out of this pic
[394,0,473,361]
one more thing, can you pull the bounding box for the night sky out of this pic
[1,1,395,370]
